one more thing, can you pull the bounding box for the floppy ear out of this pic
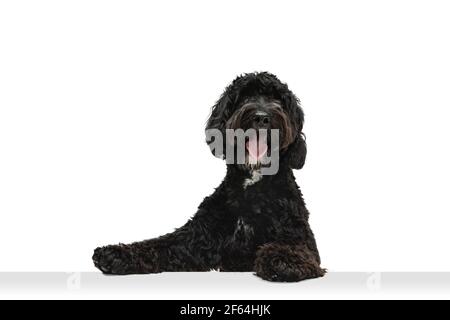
[284,97,307,170]
[205,92,234,159]
[286,132,307,169]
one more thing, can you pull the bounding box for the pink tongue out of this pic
[246,136,268,161]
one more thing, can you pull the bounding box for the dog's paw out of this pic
[254,243,325,282]
[93,244,138,275]
[255,257,325,282]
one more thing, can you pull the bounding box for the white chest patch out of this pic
[243,170,263,189]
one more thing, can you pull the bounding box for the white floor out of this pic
[1,272,449,299]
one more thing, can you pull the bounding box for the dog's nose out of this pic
[253,112,270,127]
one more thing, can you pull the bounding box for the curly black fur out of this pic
[93,72,325,282]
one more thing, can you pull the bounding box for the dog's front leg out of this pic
[254,243,326,282]
[93,216,219,275]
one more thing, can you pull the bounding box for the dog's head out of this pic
[206,72,306,171]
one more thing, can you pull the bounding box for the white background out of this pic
[1,0,450,273]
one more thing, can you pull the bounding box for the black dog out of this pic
[93,72,325,282]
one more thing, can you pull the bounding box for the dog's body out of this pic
[93,72,325,282]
